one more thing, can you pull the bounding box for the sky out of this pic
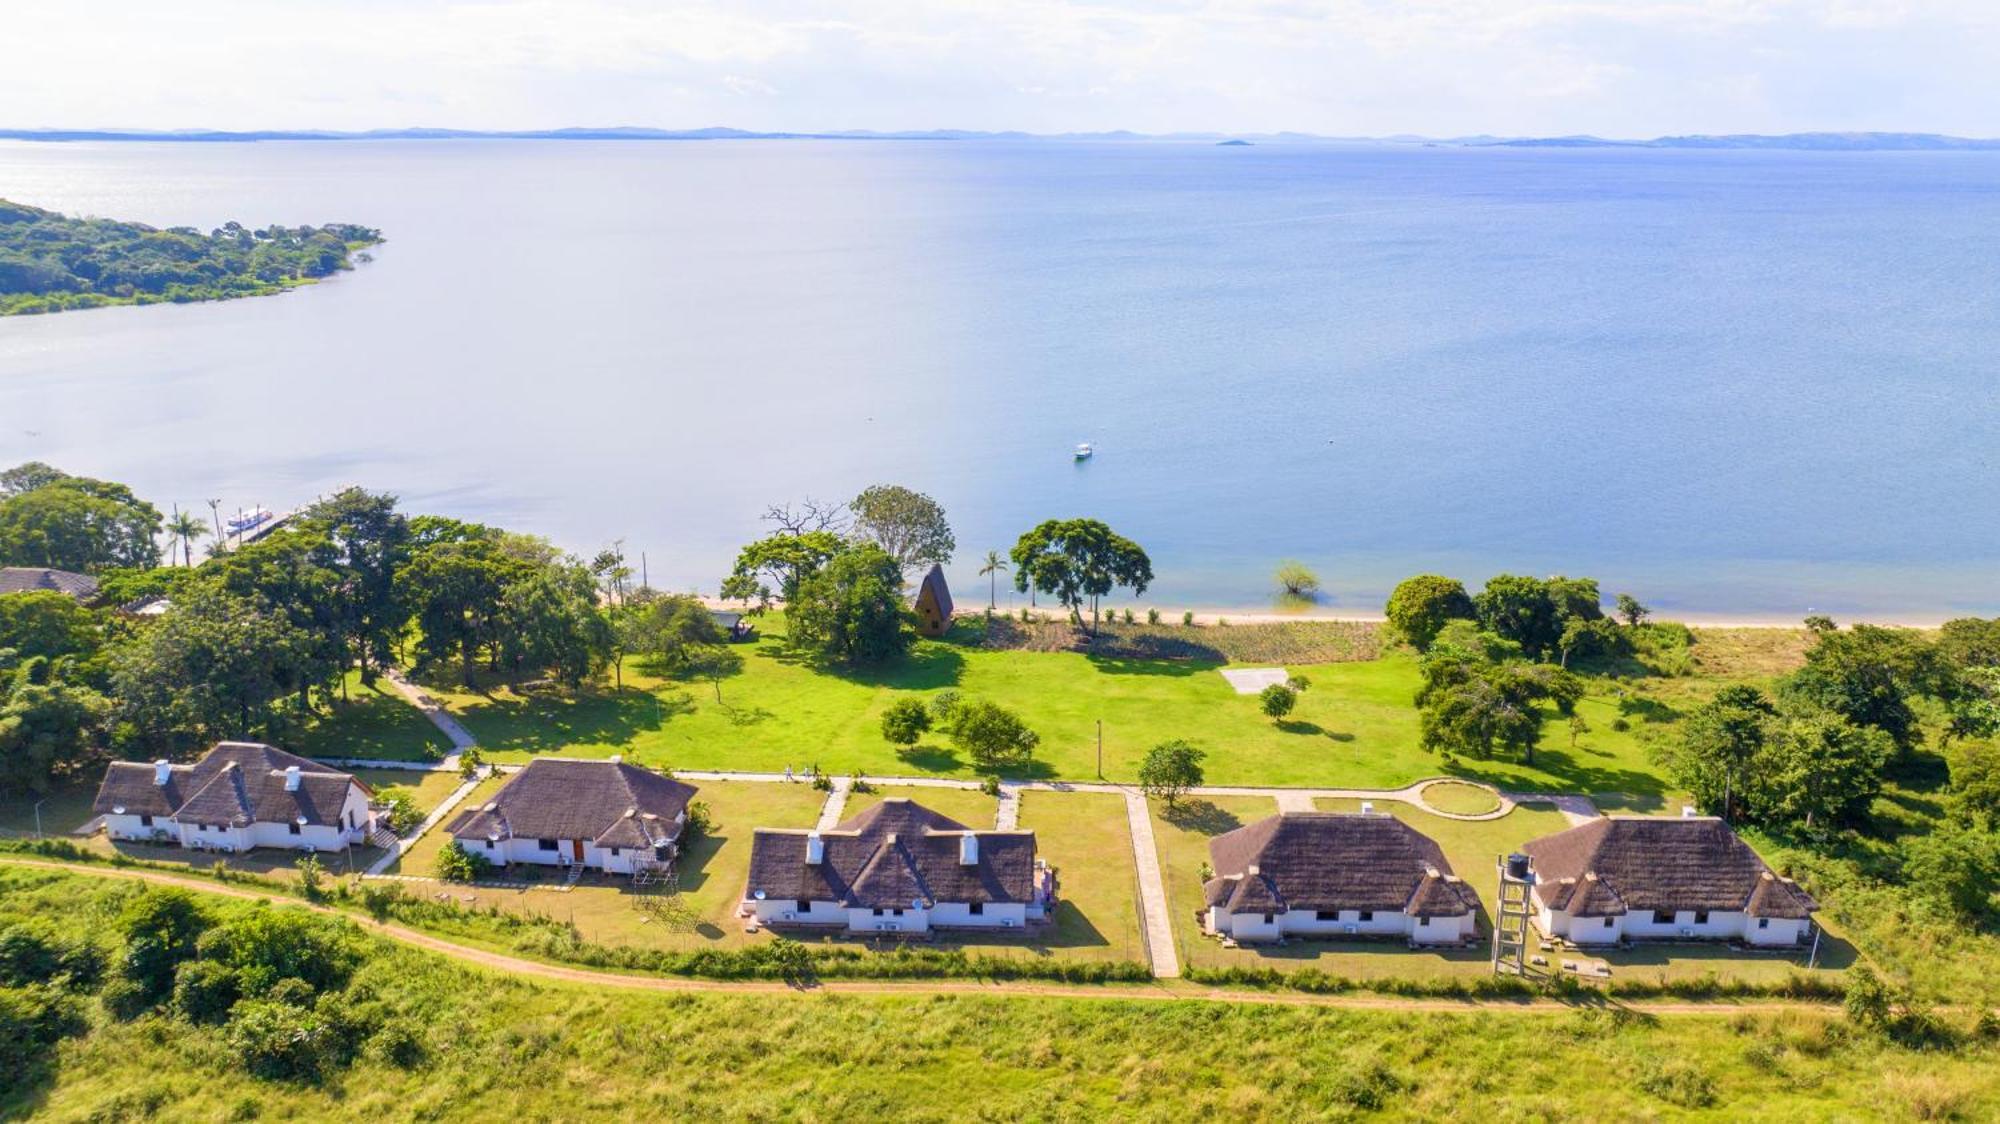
[8,1,2000,137]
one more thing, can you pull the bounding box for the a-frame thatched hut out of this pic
[912,564,954,637]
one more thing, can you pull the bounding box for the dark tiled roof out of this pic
[1203,812,1477,917]
[92,741,361,827]
[744,797,1036,909]
[445,758,696,848]
[913,564,953,617]
[0,567,98,600]
[1523,816,1818,919]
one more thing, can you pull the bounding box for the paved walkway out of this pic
[994,784,1021,830]
[365,767,490,876]
[381,667,476,767]
[814,776,853,831]
[1120,788,1181,978]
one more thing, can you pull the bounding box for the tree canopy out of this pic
[786,546,911,666]
[1010,518,1152,635]
[1383,575,1476,650]
[849,485,955,576]
[0,465,162,572]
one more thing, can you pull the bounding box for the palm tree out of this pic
[167,510,207,567]
[977,549,1009,610]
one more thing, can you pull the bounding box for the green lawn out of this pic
[0,777,98,838]
[418,621,1687,796]
[1421,780,1502,815]
[840,783,997,828]
[293,669,453,762]
[389,774,508,877]
[352,768,464,819]
[1012,788,1146,964]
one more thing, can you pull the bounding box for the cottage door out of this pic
[571,839,585,864]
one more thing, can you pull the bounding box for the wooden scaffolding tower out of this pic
[1493,853,1534,976]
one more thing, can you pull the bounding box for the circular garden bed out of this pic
[1418,780,1503,816]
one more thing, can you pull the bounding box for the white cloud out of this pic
[3,1,1999,135]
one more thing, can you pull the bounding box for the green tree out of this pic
[165,510,207,568]
[942,699,1040,771]
[1138,739,1206,806]
[1009,518,1153,636]
[1781,625,1958,754]
[297,487,409,684]
[1418,663,1551,764]
[395,531,520,685]
[618,593,724,677]
[1557,616,1627,669]
[728,530,846,606]
[0,657,109,794]
[0,591,98,663]
[116,889,209,1008]
[109,585,310,755]
[1939,617,2000,669]
[1615,593,1651,628]
[1258,683,1296,722]
[1275,561,1320,599]
[1473,574,1564,660]
[1901,820,2000,921]
[0,466,162,571]
[849,485,955,576]
[1945,737,2000,829]
[977,550,1008,611]
[880,697,932,746]
[786,546,911,666]
[1658,685,1777,821]
[496,561,615,688]
[1383,575,1476,651]
[434,840,493,883]
[207,531,349,711]
[1750,710,1894,830]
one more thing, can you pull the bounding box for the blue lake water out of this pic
[0,139,1996,619]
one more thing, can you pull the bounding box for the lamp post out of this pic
[33,798,47,840]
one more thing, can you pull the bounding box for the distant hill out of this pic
[3,126,1996,150]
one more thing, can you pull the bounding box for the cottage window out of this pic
[1603,918,1615,928]
[538,839,558,852]
[1262,913,1275,924]
[139,815,154,827]
[891,908,903,917]
[872,907,885,917]
[1757,917,1770,930]
[796,900,810,913]
[969,902,984,916]
[288,823,301,836]
[483,840,494,850]
[1357,910,1374,922]
[1653,910,1673,924]
[609,847,620,857]
[1693,911,1710,925]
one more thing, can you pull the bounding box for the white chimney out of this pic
[284,765,302,792]
[1681,805,1697,819]
[805,832,824,865]
[960,833,979,865]
[153,760,171,786]
[1360,801,1375,815]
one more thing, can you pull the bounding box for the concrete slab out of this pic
[1219,667,1289,695]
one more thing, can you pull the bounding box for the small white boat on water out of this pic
[1073,442,1094,460]
[226,507,274,534]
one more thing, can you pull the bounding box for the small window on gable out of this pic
[1262,913,1274,924]
[1603,917,1615,928]
[1757,917,1770,930]
[288,823,301,836]
[796,899,810,913]
[970,901,984,916]
[484,840,494,850]
[139,815,153,827]
[609,847,620,856]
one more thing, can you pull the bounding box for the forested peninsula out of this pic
[0,199,380,315]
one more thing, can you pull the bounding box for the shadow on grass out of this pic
[895,744,963,773]
[1449,748,1669,802]
[1273,719,1357,742]
[1083,653,1214,678]
[1161,799,1243,835]
[767,642,966,691]
[1615,693,1682,724]
[454,685,697,753]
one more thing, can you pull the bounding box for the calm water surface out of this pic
[1,140,1995,618]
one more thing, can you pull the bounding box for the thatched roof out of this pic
[0,567,98,600]
[1524,816,1816,919]
[446,758,696,849]
[913,563,953,617]
[1202,812,1478,917]
[745,797,1036,909]
[93,742,362,827]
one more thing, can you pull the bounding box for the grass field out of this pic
[840,783,998,828]
[1420,780,1502,815]
[387,774,508,878]
[403,619,1713,797]
[12,867,1996,1121]
[293,669,453,761]
[0,777,97,838]
[351,768,464,819]
[1012,788,1146,964]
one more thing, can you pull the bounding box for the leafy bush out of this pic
[171,959,241,1024]
[880,697,932,745]
[116,889,210,1008]
[1636,1058,1717,1109]
[940,699,1040,770]
[196,909,358,998]
[682,800,714,844]
[227,999,342,1082]
[1258,683,1296,721]
[1147,608,1160,625]
[372,790,422,834]
[0,984,87,1086]
[434,841,494,883]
